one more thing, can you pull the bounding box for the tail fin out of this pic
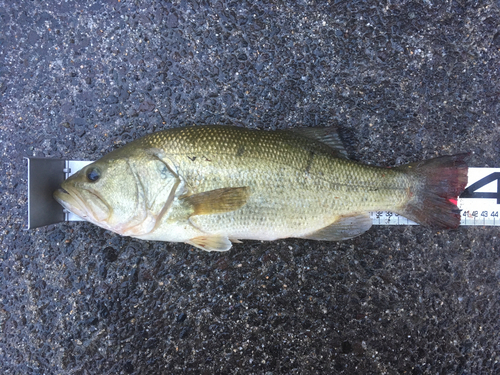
[397,154,468,229]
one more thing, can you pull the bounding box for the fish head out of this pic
[54,148,180,237]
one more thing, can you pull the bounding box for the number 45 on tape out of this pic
[370,168,500,226]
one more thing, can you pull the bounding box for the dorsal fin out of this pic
[289,127,349,158]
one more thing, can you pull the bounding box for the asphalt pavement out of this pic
[1,0,499,373]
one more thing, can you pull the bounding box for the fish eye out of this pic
[86,167,101,182]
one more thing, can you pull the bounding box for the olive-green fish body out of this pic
[54,126,468,251]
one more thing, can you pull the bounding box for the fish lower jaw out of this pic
[113,214,160,237]
[54,188,100,223]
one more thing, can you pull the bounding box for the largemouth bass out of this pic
[54,126,468,251]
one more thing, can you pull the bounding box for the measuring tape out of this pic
[66,162,499,226]
[457,168,499,226]
[371,168,500,226]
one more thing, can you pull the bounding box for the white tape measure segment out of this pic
[457,168,499,226]
[371,168,500,226]
[65,162,499,226]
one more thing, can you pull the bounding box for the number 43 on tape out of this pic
[370,168,500,226]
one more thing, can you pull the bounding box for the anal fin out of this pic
[186,235,233,252]
[300,213,372,241]
[183,187,250,216]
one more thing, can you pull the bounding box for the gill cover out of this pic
[55,149,180,237]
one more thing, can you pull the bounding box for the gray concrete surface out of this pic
[1,0,499,373]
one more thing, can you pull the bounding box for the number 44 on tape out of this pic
[370,168,500,226]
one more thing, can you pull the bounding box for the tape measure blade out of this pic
[458,168,500,226]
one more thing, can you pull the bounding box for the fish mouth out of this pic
[57,187,70,195]
[53,185,110,225]
[53,187,86,218]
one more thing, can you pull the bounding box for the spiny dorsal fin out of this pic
[182,187,250,216]
[300,213,372,241]
[289,127,349,158]
[186,235,232,252]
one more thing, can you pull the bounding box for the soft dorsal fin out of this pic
[182,187,250,216]
[289,127,349,158]
[300,213,372,241]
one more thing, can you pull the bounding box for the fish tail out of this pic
[397,154,469,229]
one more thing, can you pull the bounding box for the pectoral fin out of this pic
[301,213,372,241]
[186,235,232,252]
[183,187,250,216]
